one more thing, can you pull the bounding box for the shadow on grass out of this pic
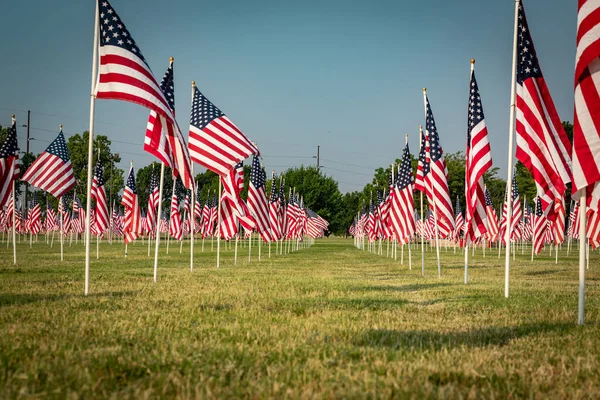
[350,283,453,293]
[524,269,565,276]
[0,290,139,306]
[353,322,572,351]
[273,297,410,315]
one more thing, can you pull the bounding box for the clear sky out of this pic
[0,0,576,193]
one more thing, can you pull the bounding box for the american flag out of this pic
[45,202,58,232]
[218,188,237,240]
[169,179,183,241]
[60,196,71,236]
[27,191,41,235]
[269,173,281,240]
[515,2,572,220]
[91,162,109,234]
[279,179,287,238]
[0,116,20,208]
[389,141,415,244]
[221,162,255,233]
[113,207,124,237]
[194,183,203,228]
[188,85,259,176]
[144,60,194,189]
[121,165,141,244]
[522,201,534,240]
[146,167,159,237]
[367,195,376,243]
[465,63,492,242]
[21,129,75,199]
[587,205,600,248]
[454,197,464,243]
[484,188,499,242]
[573,0,600,197]
[569,201,581,239]
[423,94,454,237]
[552,197,566,245]
[501,174,523,243]
[201,191,211,237]
[248,156,273,243]
[415,125,427,194]
[95,0,191,187]
[286,191,300,239]
[73,195,85,234]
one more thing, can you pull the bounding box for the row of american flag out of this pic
[0,0,329,264]
[0,164,329,247]
[347,0,600,256]
[349,169,587,259]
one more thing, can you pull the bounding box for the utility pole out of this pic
[316,145,320,169]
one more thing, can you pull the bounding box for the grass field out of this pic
[1,236,599,399]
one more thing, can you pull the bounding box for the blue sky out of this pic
[0,0,576,193]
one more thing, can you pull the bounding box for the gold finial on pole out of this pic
[169,56,174,63]
[470,58,475,64]
[422,87,426,93]
[59,124,63,131]
[191,80,195,87]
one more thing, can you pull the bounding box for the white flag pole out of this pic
[189,80,196,272]
[153,163,165,283]
[422,89,441,278]
[216,178,222,268]
[12,180,16,264]
[503,0,520,298]
[84,1,99,296]
[418,126,425,277]
[60,197,64,262]
[578,190,587,325]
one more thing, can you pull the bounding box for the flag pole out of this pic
[418,125,425,277]
[60,196,64,262]
[84,1,99,295]
[503,0,520,298]
[12,181,16,264]
[153,163,165,282]
[189,80,196,272]
[216,178,222,268]
[577,189,587,325]
[422,89,441,277]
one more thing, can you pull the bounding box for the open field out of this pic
[1,236,599,399]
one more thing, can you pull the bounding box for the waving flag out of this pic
[423,93,454,237]
[121,165,141,244]
[573,0,600,196]
[465,62,492,241]
[28,191,41,235]
[553,197,566,245]
[389,141,415,244]
[484,188,499,241]
[415,126,427,194]
[91,162,109,234]
[533,197,547,254]
[21,129,75,198]
[0,116,20,208]
[515,2,572,220]
[248,156,273,243]
[221,162,255,233]
[144,60,193,189]
[269,174,281,240]
[188,85,259,176]
[169,179,183,241]
[146,167,159,237]
[454,197,464,242]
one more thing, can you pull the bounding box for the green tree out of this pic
[65,133,124,208]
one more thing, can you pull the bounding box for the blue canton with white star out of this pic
[160,63,175,112]
[516,3,542,84]
[126,167,137,194]
[467,71,485,141]
[425,96,443,164]
[396,142,413,190]
[94,162,105,187]
[98,0,150,68]
[47,131,71,163]
[250,156,265,190]
[0,122,19,158]
[190,86,225,131]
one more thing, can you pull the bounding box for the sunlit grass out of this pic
[0,235,598,399]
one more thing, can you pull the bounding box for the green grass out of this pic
[0,236,599,399]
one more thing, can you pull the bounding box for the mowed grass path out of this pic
[1,236,599,399]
